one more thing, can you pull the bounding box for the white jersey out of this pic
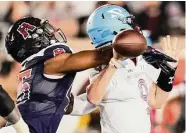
[89,56,159,133]
[71,55,161,133]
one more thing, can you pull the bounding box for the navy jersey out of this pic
[16,43,76,133]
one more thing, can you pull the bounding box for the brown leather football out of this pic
[112,30,147,57]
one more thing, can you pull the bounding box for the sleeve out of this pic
[42,43,73,79]
[44,43,73,59]
[70,93,97,116]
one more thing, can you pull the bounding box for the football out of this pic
[112,30,147,57]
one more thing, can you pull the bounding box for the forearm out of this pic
[60,51,101,72]
[44,49,112,74]
[144,55,177,109]
[87,65,117,105]
[144,36,180,108]
[147,65,176,109]
[148,83,170,109]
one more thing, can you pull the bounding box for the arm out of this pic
[44,49,112,75]
[148,83,170,109]
[87,48,126,105]
[144,36,180,109]
[142,58,167,108]
[142,59,167,109]
[147,64,177,109]
[144,52,177,109]
[87,58,120,105]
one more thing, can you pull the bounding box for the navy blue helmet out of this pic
[5,17,67,63]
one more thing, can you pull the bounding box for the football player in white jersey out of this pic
[66,4,181,133]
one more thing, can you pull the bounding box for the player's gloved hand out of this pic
[142,46,177,74]
[143,36,182,92]
[143,35,184,75]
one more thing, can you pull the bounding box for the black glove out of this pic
[142,46,177,74]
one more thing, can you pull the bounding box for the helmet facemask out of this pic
[117,14,142,34]
[40,19,67,44]
[125,15,143,34]
[27,19,67,56]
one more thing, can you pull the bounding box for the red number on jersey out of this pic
[53,48,65,56]
[138,79,150,115]
[17,69,32,104]
[138,79,148,101]
[19,69,32,83]
[17,22,36,39]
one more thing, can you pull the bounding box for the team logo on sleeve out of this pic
[53,48,65,56]
[17,22,36,39]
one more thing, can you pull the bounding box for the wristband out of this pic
[156,67,176,92]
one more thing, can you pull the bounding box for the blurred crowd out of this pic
[0,1,185,133]
[0,1,185,48]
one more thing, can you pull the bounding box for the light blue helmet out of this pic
[87,4,136,48]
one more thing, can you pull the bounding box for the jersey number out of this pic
[17,69,32,104]
[53,48,65,56]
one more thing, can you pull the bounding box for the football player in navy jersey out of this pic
[0,16,112,133]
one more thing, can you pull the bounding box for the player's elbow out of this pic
[148,99,163,109]
[87,95,101,105]
[86,87,101,105]
[149,104,162,109]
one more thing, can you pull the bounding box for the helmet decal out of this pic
[17,22,36,40]
[107,8,125,18]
